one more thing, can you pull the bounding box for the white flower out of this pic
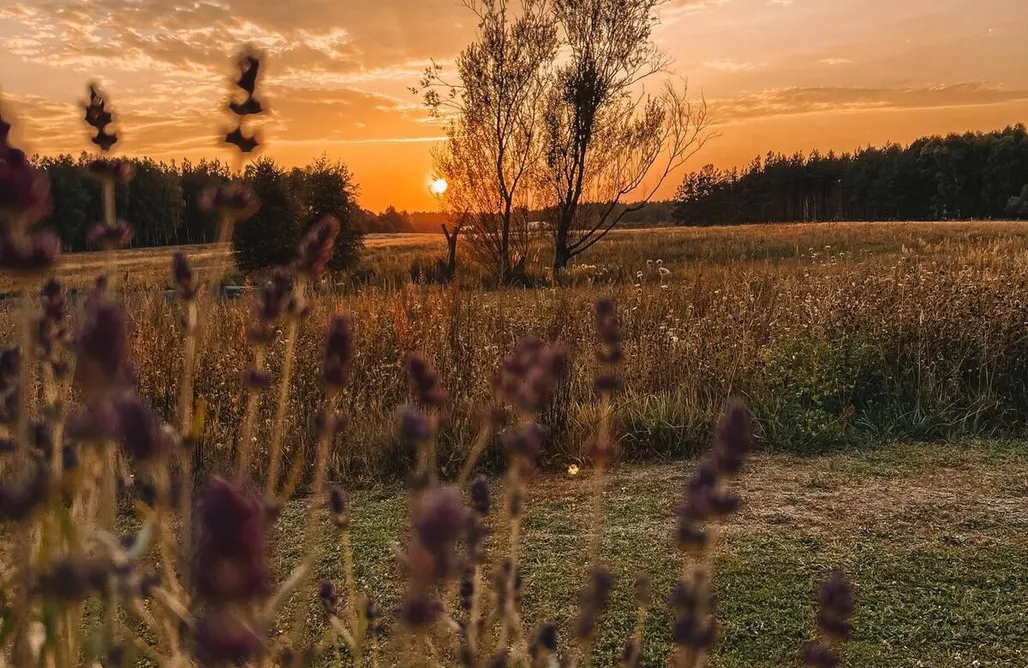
[656,259,663,266]
[658,267,671,277]
[636,270,644,279]
[646,259,653,267]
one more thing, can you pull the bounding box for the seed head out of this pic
[193,477,268,604]
[0,232,60,275]
[323,315,353,389]
[296,216,339,279]
[83,84,118,152]
[405,354,448,407]
[199,182,259,221]
[87,219,133,251]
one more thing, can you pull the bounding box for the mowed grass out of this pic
[272,441,1028,667]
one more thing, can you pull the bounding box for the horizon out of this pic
[2,0,1026,213]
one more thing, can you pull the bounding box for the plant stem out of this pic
[290,390,337,641]
[265,276,307,497]
[235,346,266,481]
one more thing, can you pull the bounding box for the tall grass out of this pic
[66,221,1026,482]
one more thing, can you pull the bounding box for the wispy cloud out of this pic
[703,59,763,72]
[713,83,1028,122]
[819,58,854,66]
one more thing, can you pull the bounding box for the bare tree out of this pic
[420,0,558,283]
[541,0,715,272]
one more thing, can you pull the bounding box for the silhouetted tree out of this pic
[541,0,713,272]
[291,156,363,271]
[233,158,304,272]
[420,0,558,282]
[179,158,231,244]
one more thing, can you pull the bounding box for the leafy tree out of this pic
[290,156,363,271]
[124,158,183,247]
[420,0,558,282]
[179,158,231,244]
[541,0,714,272]
[37,155,92,250]
[233,158,304,272]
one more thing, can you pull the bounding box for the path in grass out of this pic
[274,442,1028,667]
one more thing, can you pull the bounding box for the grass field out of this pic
[276,441,1028,667]
[6,221,1028,666]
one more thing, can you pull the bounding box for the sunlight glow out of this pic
[429,178,448,195]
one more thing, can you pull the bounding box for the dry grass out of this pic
[7,220,1028,481]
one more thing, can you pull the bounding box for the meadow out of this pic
[27,221,1027,480]
[5,220,1028,666]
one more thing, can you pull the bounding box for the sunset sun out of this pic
[430,178,448,195]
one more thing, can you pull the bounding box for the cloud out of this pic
[703,59,763,72]
[819,58,854,66]
[768,0,793,5]
[713,83,1028,122]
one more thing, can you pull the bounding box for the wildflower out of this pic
[469,474,490,515]
[634,572,652,608]
[295,216,339,279]
[328,485,349,529]
[0,462,48,522]
[0,144,51,224]
[568,464,580,477]
[495,338,567,412]
[0,231,60,275]
[319,315,354,390]
[405,354,448,407]
[199,182,259,221]
[318,580,338,615]
[83,84,118,152]
[400,594,442,628]
[172,252,197,301]
[193,611,265,665]
[86,219,133,251]
[530,623,558,660]
[113,394,169,462]
[573,567,613,640]
[398,405,431,444]
[497,422,547,460]
[411,486,471,582]
[248,269,292,343]
[193,477,268,604]
[34,557,112,601]
[817,568,855,640]
[73,288,131,394]
[86,158,134,183]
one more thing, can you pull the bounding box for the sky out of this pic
[1,0,1026,212]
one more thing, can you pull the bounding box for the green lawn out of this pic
[271,441,1028,666]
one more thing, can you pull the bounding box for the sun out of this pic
[429,178,448,195]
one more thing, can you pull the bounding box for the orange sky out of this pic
[2,0,1027,212]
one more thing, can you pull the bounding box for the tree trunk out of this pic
[553,211,572,273]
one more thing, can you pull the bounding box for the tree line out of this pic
[32,153,364,270]
[673,125,1028,226]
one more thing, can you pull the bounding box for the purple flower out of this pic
[323,315,353,389]
[412,486,471,581]
[295,216,339,278]
[498,422,547,460]
[399,406,431,442]
[193,611,265,665]
[0,462,48,522]
[405,355,447,407]
[816,568,855,640]
[198,182,259,221]
[86,158,134,183]
[172,252,197,301]
[113,394,168,462]
[802,642,840,668]
[193,478,268,604]
[0,146,51,223]
[469,475,490,516]
[73,289,130,394]
[87,220,133,251]
[83,84,118,152]
[0,232,60,274]
[573,567,613,640]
